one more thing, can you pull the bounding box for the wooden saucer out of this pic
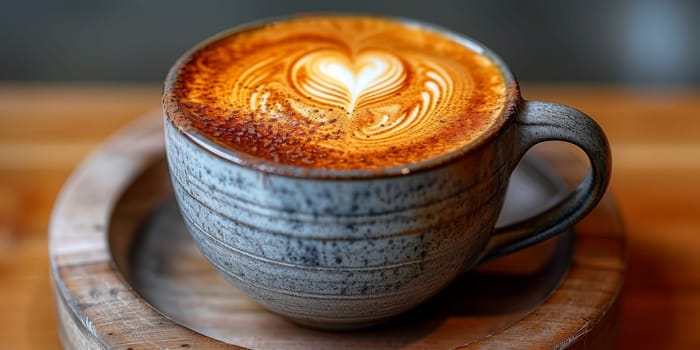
[49,113,625,349]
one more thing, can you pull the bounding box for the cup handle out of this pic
[478,100,612,263]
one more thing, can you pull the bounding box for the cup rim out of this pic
[163,13,521,180]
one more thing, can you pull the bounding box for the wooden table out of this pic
[1,84,698,349]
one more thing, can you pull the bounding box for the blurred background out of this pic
[2,1,700,349]
[1,0,698,86]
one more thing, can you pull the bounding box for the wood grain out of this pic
[49,112,620,349]
[1,84,699,349]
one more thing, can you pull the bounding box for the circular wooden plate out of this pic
[49,114,625,349]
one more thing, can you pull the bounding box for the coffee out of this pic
[164,16,507,170]
[164,15,611,330]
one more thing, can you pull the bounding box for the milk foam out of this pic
[167,16,508,169]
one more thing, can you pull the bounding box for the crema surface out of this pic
[165,16,507,170]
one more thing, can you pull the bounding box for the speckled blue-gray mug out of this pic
[163,16,611,330]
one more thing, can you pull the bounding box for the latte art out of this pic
[241,47,455,145]
[165,16,507,169]
[291,50,407,115]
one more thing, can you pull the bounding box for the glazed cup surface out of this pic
[165,115,514,329]
[163,15,611,330]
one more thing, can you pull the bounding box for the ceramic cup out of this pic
[163,16,611,330]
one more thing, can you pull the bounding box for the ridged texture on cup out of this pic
[165,118,517,329]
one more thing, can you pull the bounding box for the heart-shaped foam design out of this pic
[290,50,406,112]
[176,16,507,169]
